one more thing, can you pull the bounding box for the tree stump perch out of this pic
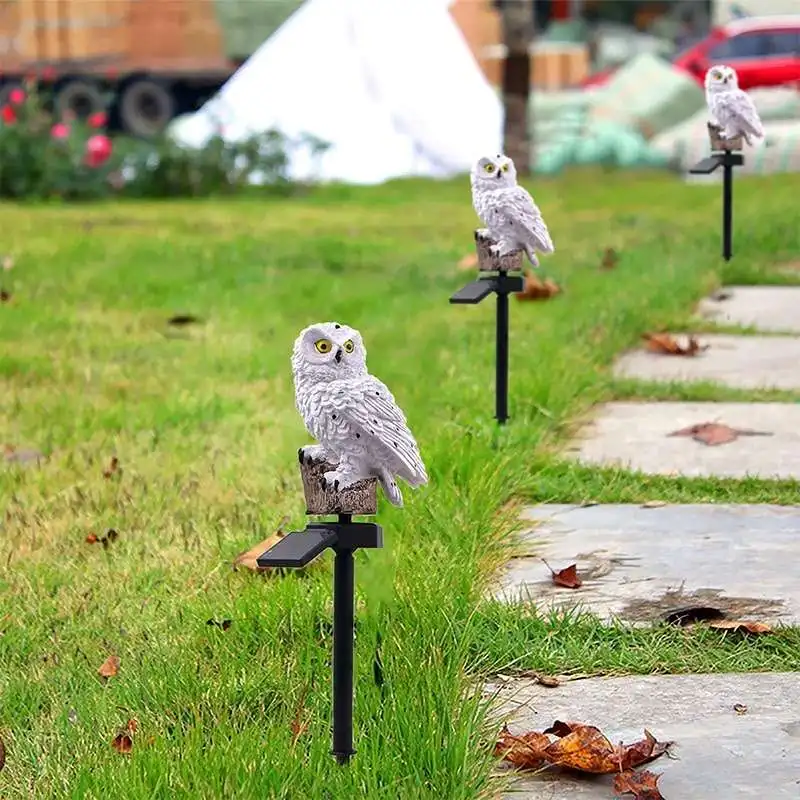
[475,228,523,273]
[300,458,378,516]
[707,122,743,153]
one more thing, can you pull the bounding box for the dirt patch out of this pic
[622,587,785,624]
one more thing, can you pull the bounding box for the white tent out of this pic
[168,0,502,184]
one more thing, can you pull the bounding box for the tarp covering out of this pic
[169,0,502,184]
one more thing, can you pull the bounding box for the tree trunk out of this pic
[499,0,533,173]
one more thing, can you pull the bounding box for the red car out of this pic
[584,15,800,90]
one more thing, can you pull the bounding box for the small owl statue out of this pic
[705,65,764,146]
[470,154,554,267]
[291,322,428,508]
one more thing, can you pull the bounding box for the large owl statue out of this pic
[470,154,554,267]
[291,322,428,508]
[705,65,764,146]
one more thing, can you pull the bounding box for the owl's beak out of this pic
[334,348,343,363]
[496,171,502,179]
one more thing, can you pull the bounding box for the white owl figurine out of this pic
[705,65,764,146]
[291,322,428,508]
[470,154,554,267]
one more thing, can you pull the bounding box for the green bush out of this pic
[0,80,328,201]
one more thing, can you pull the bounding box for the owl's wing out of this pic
[334,377,428,486]
[491,186,554,253]
[718,91,764,137]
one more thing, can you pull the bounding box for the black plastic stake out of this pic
[256,513,383,765]
[332,513,355,765]
[689,151,744,261]
[450,272,523,424]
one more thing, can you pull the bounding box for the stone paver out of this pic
[614,334,800,390]
[699,286,800,333]
[491,673,800,799]
[493,504,800,624]
[571,401,800,479]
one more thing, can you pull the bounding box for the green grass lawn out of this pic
[1,168,799,799]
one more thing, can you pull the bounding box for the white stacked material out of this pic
[169,0,502,184]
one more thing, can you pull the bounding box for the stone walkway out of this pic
[491,283,800,797]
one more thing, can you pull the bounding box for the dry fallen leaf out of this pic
[97,655,120,679]
[543,724,620,773]
[708,619,773,635]
[613,769,665,799]
[233,531,284,572]
[494,724,551,768]
[640,500,667,509]
[0,289,10,303]
[734,703,748,714]
[643,332,708,356]
[543,559,582,589]
[85,533,99,544]
[601,247,619,270]
[619,729,671,771]
[668,422,772,447]
[515,271,561,301]
[289,685,310,747]
[457,253,479,271]
[103,456,120,479]
[534,673,560,688]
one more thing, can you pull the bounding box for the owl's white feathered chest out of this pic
[472,186,514,235]
[294,377,364,460]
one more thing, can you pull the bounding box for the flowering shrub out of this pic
[0,80,327,201]
[0,81,119,200]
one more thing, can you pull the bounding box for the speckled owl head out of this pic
[291,321,367,383]
[705,64,738,92]
[470,154,517,189]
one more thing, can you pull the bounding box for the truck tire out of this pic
[120,79,175,137]
[55,79,105,120]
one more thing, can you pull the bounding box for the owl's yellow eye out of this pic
[314,338,333,354]
[501,163,509,172]
[343,339,354,354]
[711,70,722,80]
[484,163,495,173]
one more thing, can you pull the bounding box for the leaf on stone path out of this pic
[206,618,232,631]
[643,332,708,356]
[613,769,665,799]
[640,500,667,509]
[534,673,561,688]
[167,313,202,327]
[111,719,137,755]
[494,724,551,768]
[708,619,773,635]
[97,655,120,679]
[601,247,619,270]
[0,734,5,772]
[458,253,479,271]
[515,271,561,301]
[733,703,748,714]
[543,559,582,589]
[668,422,772,447]
[542,724,620,773]
[103,456,120,479]
[620,729,672,771]
[663,606,726,627]
[543,720,585,737]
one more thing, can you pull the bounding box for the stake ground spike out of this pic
[450,229,524,424]
[257,459,383,765]
[689,122,745,261]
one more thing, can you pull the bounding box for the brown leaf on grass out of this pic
[167,314,202,327]
[457,253,479,271]
[103,456,120,479]
[613,769,665,799]
[494,724,551,768]
[643,332,708,356]
[206,618,232,631]
[0,734,5,772]
[111,719,137,755]
[289,685,310,747]
[601,247,619,270]
[0,289,10,303]
[668,422,772,447]
[708,619,773,635]
[515,271,561,301]
[97,655,120,679]
[234,519,288,572]
[85,533,99,544]
[543,559,583,589]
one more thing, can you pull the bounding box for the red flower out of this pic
[84,134,113,167]
[51,122,70,140]
[41,66,57,82]
[88,111,107,129]
[1,105,16,124]
[8,88,25,105]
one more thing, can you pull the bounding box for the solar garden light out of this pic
[449,229,524,425]
[257,459,382,765]
[689,123,745,262]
